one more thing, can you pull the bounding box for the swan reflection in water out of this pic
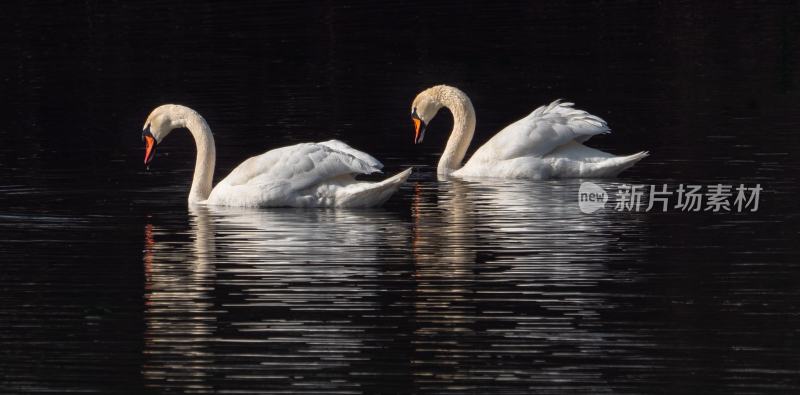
[142,206,412,392]
[409,178,648,391]
[142,178,647,392]
[142,210,217,391]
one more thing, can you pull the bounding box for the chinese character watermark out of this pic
[578,182,762,214]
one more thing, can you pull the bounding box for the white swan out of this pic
[141,104,411,207]
[410,85,648,179]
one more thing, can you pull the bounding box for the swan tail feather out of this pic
[590,151,649,177]
[336,168,412,208]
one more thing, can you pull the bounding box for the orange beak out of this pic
[144,135,156,165]
[412,117,426,144]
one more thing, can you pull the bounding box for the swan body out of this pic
[410,85,648,179]
[142,104,410,208]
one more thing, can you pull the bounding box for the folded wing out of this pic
[217,139,383,192]
[470,100,610,162]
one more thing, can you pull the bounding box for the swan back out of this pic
[468,100,610,164]
[207,140,385,206]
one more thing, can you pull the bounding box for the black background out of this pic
[2,1,798,184]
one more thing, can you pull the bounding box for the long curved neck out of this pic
[179,109,216,204]
[434,87,476,175]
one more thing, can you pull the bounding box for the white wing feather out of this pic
[213,140,382,193]
[318,139,383,171]
[469,100,610,163]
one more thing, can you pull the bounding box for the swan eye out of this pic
[142,124,152,142]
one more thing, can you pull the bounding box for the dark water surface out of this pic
[1,1,800,394]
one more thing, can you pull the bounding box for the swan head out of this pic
[410,87,445,144]
[141,104,187,166]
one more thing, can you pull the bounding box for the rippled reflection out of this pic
[143,212,217,391]
[141,180,653,393]
[409,179,649,392]
[142,205,413,392]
